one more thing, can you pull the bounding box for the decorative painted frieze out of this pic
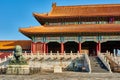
[101,36,120,41]
[46,37,60,43]
[82,36,98,42]
[33,36,120,43]
[64,37,78,42]
[35,37,44,42]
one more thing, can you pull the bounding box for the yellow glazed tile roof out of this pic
[0,40,31,50]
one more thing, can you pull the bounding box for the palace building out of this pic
[1,3,119,56]
[19,3,120,56]
[1,3,120,74]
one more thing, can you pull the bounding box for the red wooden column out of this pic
[31,42,36,54]
[61,42,64,55]
[78,42,81,54]
[96,43,98,55]
[43,42,46,53]
[96,41,101,55]
[98,41,101,53]
[46,44,48,54]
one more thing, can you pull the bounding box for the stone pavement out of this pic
[0,72,120,80]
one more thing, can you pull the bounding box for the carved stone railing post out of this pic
[43,52,46,58]
[70,51,72,54]
[4,56,7,61]
[50,51,52,54]
[57,51,59,59]
[12,51,14,54]
[64,51,65,54]
[57,51,59,54]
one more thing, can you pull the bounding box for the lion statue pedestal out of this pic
[7,45,30,75]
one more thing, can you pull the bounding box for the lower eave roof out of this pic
[19,24,120,36]
[0,40,31,50]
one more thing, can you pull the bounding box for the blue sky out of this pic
[0,0,120,40]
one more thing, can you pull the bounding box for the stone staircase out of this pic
[89,56,109,73]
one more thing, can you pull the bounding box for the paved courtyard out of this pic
[0,72,120,80]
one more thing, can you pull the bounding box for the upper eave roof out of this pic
[34,4,120,17]
[33,4,120,25]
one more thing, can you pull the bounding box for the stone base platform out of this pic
[54,65,62,73]
[6,65,30,75]
[0,72,120,80]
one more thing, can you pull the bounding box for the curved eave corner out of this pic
[19,28,32,39]
[33,13,48,25]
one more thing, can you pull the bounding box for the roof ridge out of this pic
[56,4,120,7]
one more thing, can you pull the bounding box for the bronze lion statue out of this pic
[9,45,27,65]
[14,45,23,62]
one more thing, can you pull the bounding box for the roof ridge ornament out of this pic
[52,2,56,7]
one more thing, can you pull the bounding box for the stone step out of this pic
[92,69,108,72]
[91,67,107,70]
[92,68,108,72]
[92,70,108,73]
[92,69,105,71]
